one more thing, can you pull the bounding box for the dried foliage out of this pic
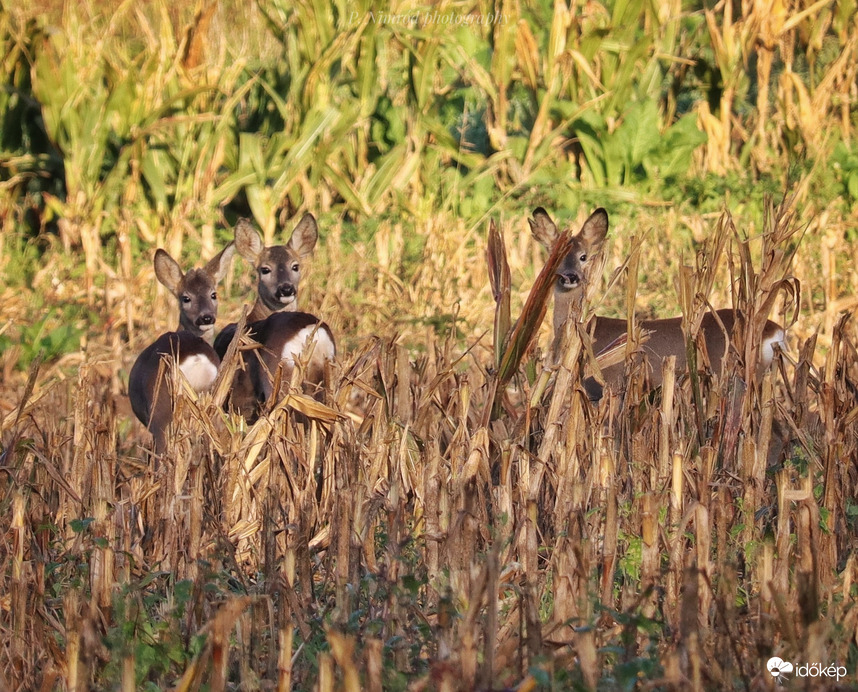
[2,0,858,689]
[2,204,858,690]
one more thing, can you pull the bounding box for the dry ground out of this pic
[1,201,858,690]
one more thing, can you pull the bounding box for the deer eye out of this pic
[211,292,217,300]
[181,295,192,304]
[292,263,300,272]
[580,254,587,262]
[259,266,271,275]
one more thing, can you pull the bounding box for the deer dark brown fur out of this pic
[529,207,786,400]
[214,215,335,419]
[129,243,234,453]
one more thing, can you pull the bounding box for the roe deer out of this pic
[128,243,235,452]
[240,311,336,406]
[529,207,786,400]
[236,213,318,321]
[214,215,334,418]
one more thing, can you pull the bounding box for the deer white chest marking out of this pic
[761,328,786,366]
[178,353,219,391]
[280,325,336,365]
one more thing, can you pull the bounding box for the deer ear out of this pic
[287,213,318,258]
[205,242,235,284]
[153,249,184,296]
[528,207,559,249]
[580,208,608,251]
[234,218,264,265]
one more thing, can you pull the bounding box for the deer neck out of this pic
[179,319,216,346]
[553,289,586,336]
[248,299,297,323]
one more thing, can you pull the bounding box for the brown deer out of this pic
[529,207,786,399]
[129,243,234,452]
[236,213,318,321]
[240,311,336,405]
[214,215,335,418]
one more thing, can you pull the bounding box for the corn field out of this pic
[1,0,858,690]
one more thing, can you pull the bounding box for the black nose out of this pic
[277,285,296,298]
[558,272,580,287]
[197,314,215,326]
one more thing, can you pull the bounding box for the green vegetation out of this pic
[1,0,857,690]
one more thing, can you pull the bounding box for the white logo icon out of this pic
[767,657,794,680]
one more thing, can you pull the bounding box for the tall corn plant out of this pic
[30,3,239,295]
[33,11,142,299]
[221,0,522,229]
[485,217,575,421]
[697,0,858,175]
[128,3,254,252]
[216,0,423,233]
[563,0,706,191]
[478,0,704,194]
[0,12,64,230]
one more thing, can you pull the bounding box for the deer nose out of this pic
[277,284,296,298]
[197,314,215,326]
[557,272,580,288]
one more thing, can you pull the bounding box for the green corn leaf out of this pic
[140,148,170,212]
[324,163,372,215]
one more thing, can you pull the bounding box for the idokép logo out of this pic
[767,657,794,681]
[766,657,848,684]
